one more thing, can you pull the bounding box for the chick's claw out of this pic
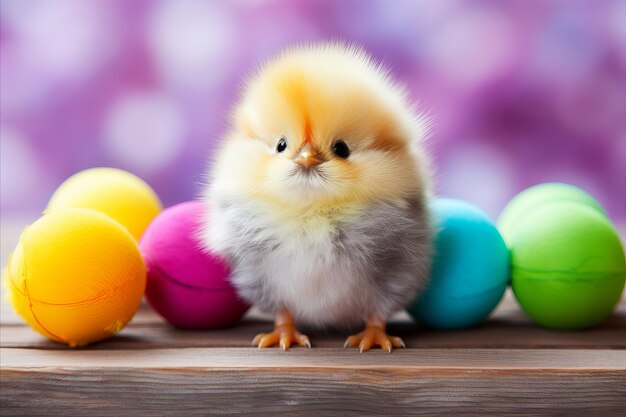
[344,326,405,353]
[252,324,311,350]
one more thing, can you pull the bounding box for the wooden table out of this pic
[1,217,625,416]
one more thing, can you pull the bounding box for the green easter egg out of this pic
[510,202,625,330]
[498,183,606,243]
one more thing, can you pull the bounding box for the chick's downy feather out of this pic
[203,44,433,328]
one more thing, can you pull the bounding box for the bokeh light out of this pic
[0,0,624,226]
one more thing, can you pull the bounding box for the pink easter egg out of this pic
[140,201,249,329]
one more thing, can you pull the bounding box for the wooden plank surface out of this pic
[3,369,624,417]
[1,217,626,416]
[2,296,625,416]
[2,292,625,350]
[3,346,626,369]
[2,349,625,416]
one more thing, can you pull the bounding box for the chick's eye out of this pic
[332,140,350,159]
[276,137,287,153]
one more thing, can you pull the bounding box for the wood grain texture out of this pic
[2,368,625,416]
[2,312,626,350]
[2,292,625,350]
[3,347,626,369]
[2,302,625,417]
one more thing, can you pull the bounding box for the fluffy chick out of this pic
[203,44,433,352]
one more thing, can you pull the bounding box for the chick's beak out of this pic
[294,143,322,169]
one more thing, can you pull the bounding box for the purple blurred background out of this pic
[1,0,625,225]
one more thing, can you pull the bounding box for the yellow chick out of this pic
[203,43,433,352]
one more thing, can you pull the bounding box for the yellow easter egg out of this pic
[3,208,146,347]
[47,168,162,240]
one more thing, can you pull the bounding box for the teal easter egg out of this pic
[408,199,510,329]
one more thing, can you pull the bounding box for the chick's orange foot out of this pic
[344,317,405,353]
[252,308,311,350]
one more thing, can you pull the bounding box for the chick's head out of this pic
[216,44,430,209]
